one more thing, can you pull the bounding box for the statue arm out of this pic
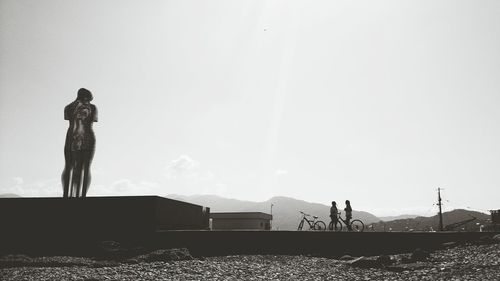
[64,105,70,120]
[92,105,98,122]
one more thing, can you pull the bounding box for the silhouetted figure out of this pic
[61,88,98,198]
[345,200,353,231]
[329,201,339,230]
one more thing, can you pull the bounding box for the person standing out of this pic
[345,200,353,231]
[329,201,339,230]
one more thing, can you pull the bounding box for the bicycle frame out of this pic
[330,212,347,225]
[301,215,317,229]
[298,211,326,231]
[330,211,364,232]
[337,216,349,227]
[298,211,327,231]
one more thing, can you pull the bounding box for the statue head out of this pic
[77,88,93,102]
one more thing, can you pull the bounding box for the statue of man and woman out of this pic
[61,88,97,198]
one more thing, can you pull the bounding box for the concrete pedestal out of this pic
[0,196,209,254]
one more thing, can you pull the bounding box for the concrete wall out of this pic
[0,196,209,254]
[155,196,210,231]
[212,218,271,230]
[154,231,500,257]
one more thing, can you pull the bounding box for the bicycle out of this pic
[297,211,326,231]
[328,211,365,232]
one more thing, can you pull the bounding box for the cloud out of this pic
[162,155,232,196]
[0,177,60,197]
[0,177,163,198]
[91,179,160,196]
[110,179,135,192]
[1,155,232,198]
[140,181,160,189]
[164,155,216,183]
[13,177,24,185]
[275,169,288,176]
[86,154,223,197]
[164,155,200,179]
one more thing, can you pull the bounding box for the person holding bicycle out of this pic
[329,201,339,229]
[345,200,353,230]
[329,200,365,232]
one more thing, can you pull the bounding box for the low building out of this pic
[491,210,500,224]
[210,212,272,230]
[484,210,500,232]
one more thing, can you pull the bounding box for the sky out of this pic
[1,0,499,216]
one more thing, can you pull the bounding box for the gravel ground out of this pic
[1,243,499,281]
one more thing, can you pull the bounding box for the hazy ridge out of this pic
[169,194,381,230]
[370,209,490,232]
[379,214,419,222]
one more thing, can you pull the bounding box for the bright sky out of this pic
[1,0,499,216]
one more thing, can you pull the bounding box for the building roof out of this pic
[210,212,273,220]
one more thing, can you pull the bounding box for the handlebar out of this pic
[299,211,311,217]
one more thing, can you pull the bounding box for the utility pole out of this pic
[438,187,444,231]
[270,203,274,230]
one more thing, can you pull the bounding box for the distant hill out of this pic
[168,194,381,230]
[369,209,490,232]
[379,214,419,222]
[0,193,21,198]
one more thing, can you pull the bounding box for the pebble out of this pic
[0,244,499,280]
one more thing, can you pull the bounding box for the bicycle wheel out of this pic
[350,220,364,232]
[314,221,326,231]
[329,221,343,232]
[297,220,304,231]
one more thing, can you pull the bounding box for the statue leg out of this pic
[71,152,84,197]
[81,149,94,197]
[61,166,70,198]
[61,148,73,198]
[81,161,91,197]
[69,165,76,197]
[69,158,77,197]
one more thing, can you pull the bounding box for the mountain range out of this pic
[379,214,419,221]
[169,194,381,230]
[369,209,490,232]
[168,195,492,231]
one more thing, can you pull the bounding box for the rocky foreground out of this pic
[1,242,499,280]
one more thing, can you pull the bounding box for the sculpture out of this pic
[61,88,98,197]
